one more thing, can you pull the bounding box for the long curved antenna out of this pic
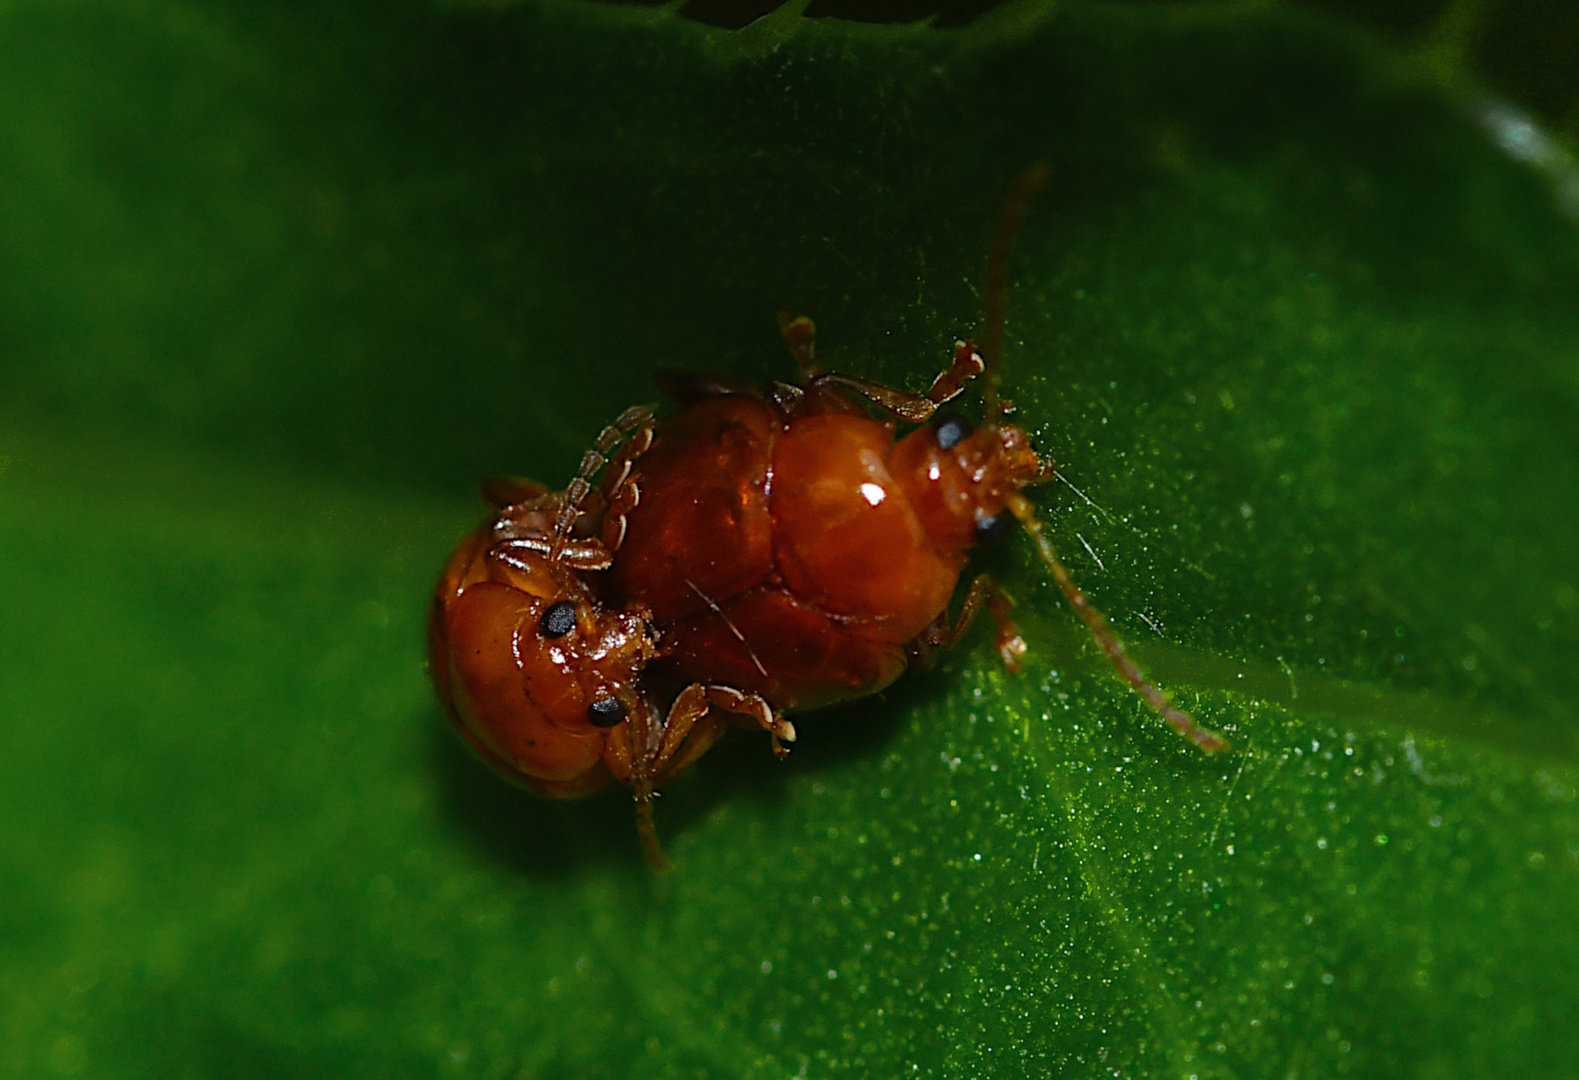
[981,163,1052,423]
[1006,492,1229,753]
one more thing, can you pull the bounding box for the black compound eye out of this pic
[933,412,973,451]
[540,600,577,639]
[974,510,1012,546]
[587,695,627,727]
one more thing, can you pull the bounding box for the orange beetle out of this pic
[433,169,1225,873]
[428,410,789,868]
[602,168,1228,754]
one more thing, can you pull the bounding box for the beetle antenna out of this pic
[1004,492,1229,753]
[625,693,674,872]
[982,163,1051,424]
[634,796,671,873]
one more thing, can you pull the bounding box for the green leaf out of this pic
[2,2,1576,1077]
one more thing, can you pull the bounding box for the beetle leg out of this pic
[598,416,655,505]
[696,684,797,758]
[628,692,736,874]
[598,415,656,555]
[552,403,656,556]
[807,340,986,423]
[600,480,638,556]
[926,341,990,409]
[922,574,1028,673]
[653,682,797,761]
[494,536,613,573]
[778,311,820,380]
[644,683,731,786]
[622,680,797,872]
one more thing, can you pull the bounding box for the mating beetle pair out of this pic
[428,172,1227,868]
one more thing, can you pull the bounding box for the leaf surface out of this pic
[2,2,1576,1077]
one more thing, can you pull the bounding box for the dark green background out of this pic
[2,1,1577,1076]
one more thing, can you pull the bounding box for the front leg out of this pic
[912,574,1028,673]
[622,680,796,871]
[646,683,797,784]
[597,411,656,555]
[695,683,797,759]
[552,403,656,556]
[808,340,986,423]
